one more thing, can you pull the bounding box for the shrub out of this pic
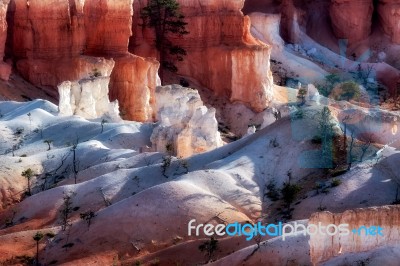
[292,109,304,120]
[265,180,280,201]
[333,81,361,101]
[281,183,301,207]
[331,178,342,187]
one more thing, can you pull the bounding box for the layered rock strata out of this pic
[8,0,159,121]
[0,0,10,80]
[131,0,274,113]
[309,206,400,265]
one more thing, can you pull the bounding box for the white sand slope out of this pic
[0,99,399,265]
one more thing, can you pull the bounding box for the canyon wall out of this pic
[3,0,275,120]
[309,206,400,265]
[7,0,159,122]
[0,0,10,80]
[131,0,274,113]
[329,0,400,44]
[378,0,400,44]
[330,0,374,44]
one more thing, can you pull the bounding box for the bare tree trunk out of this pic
[36,241,39,266]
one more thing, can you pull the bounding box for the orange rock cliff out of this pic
[309,206,400,265]
[132,0,274,113]
[0,0,10,80]
[0,0,275,121]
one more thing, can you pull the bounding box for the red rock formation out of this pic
[0,0,11,80]
[280,0,302,44]
[309,206,400,265]
[109,54,160,122]
[8,0,159,121]
[378,0,400,44]
[131,0,274,113]
[330,0,374,43]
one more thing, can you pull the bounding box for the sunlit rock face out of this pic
[0,0,10,80]
[309,206,400,265]
[8,0,159,122]
[109,54,160,122]
[151,85,223,158]
[58,59,121,121]
[329,0,374,43]
[132,0,274,113]
[378,0,400,44]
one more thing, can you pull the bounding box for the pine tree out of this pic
[33,232,43,266]
[140,0,189,83]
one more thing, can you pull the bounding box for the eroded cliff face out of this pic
[58,59,122,121]
[378,0,400,44]
[309,206,400,265]
[8,0,159,121]
[151,85,222,158]
[0,0,10,80]
[132,0,274,113]
[330,0,374,44]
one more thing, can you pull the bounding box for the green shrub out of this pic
[281,183,301,206]
[331,178,342,187]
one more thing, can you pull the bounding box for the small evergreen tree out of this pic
[60,192,76,231]
[33,232,43,266]
[336,81,361,101]
[80,210,96,228]
[318,107,335,168]
[44,139,53,151]
[140,0,189,83]
[22,168,34,196]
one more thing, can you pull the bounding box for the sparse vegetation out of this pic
[265,180,280,201]
[22,168,35,196]
[90,68,101,78]
[140,0,189,82]
[80,210,96,228]
[4,209,17,228]
[333,81,361,101]
[71,143,80,184]
[60,191,76,231]
[161,143,174,178]
[331,178,342,187]
[101,119,107,133]
[198,237,219,263]
[317,107,335,168]
[269,137,279,148]
[44,139,53,151]
[161,155,172,178]
[281,182,301,208]
[14,127,24,136]
[292,109,304,120]
[33,232,44,266]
